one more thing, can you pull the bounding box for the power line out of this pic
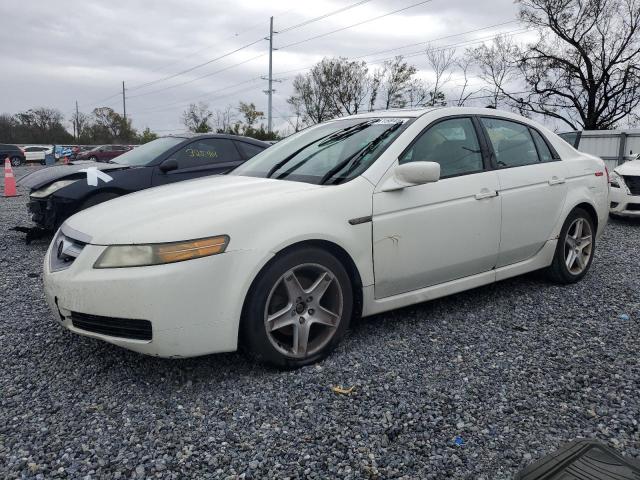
[144,8,299,76]
[277,0,372,33]
[272,20,522,78]
[367,27,531,64]
[352,20,519,59]
[126,53,267,99]
[277,0,434,50]
[128,37,266,92]
[126,21,527,120]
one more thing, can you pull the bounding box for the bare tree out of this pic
[404,79,430,107]
[182,102,214,133]
[424,46,456,106]
[482,0,640,129]
[471,35,523,109]
[453,52,482,106]
[367,67,384,111]
[380,56,417,109]
[214,105,235,133]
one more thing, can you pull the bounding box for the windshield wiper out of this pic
[265,120,378,179]
[317,120,378,147]
[319,122,404,185]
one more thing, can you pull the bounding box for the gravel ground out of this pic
[1,165,639,479]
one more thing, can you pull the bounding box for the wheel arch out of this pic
[239,239,365,342]
[571,201,599,233]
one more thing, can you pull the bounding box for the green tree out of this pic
[138,127,158,144]
[182,102,213,133]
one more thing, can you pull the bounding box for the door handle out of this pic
[475,189,498,200]
[548,177,566,186]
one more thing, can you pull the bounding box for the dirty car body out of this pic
[43,108,609,366]
[19,134,269,230]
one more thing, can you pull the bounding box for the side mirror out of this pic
[159,159,178,173]
[380,161,441,192]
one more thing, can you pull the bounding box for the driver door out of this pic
[372,116,501,298]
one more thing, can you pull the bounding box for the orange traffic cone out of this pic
[4,157,18,197]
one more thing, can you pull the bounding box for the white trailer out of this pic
[560,130,640,171]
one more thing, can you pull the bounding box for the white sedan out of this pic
[22,145,52,163]
[43,108,609,367]
[609,155,640,217]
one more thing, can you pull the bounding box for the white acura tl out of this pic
[43,108,609,367]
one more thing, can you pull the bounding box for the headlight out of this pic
[30,180,78,198]
[609,172,623,189]
[93,235,230,268]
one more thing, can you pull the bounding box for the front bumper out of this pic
[610,186,640,217]
[43,231,266,358]
[28,196,78,230]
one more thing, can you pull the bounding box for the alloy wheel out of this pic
[264,263,343,359]
[564,217,593,275]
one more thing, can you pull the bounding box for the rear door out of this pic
[152,138,244,186]
[479,117,569,267]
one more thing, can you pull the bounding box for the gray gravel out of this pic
[1,165,639,479]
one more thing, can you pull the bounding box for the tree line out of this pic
[0,106,158,145]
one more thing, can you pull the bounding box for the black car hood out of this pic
[18,162,129,190]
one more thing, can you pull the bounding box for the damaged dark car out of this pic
[18,134,269,232]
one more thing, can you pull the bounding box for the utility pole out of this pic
[75,100,79,141]
[122,81,127,123]
[268,16,274,134]
[122,81,127,142]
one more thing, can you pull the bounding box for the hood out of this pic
[18,162,128,190]
[614,159,640,176]
[64,175,321,245]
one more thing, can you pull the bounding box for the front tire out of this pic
[547,208,595,284]
[241,247,353,368]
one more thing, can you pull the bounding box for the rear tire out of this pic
[10,156,23,167]
[241,247,353,368]
[546,208,595,284]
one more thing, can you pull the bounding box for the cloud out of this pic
[0,0,522,134]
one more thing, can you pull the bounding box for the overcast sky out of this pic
[0,0,528,135]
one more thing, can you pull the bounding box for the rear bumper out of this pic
[610,186,640,217]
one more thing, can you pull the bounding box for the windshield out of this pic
[111,137,184,166]
[232,118,410,184]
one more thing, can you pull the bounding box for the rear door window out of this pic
[480,118,540,168]
[236,141,265,159]
[530,129,554,162]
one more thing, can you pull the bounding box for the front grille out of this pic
[50,231,86,272]
[71,312,152,341]
[623,175,640,195]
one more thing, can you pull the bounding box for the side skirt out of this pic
[362,239,557,317]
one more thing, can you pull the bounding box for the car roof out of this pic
[341,106,543,121]
[164,133,270,146]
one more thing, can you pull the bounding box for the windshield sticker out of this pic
[376,118,409,124]
[186,148,218,159]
